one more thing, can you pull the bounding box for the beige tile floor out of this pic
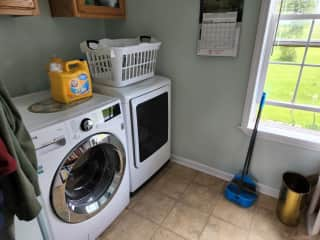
[98,162,318,240]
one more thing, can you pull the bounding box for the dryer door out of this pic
[51,133,126,223]
[130,86,169,168]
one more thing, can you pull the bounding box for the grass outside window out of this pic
[263,44,320,131]
[264,64,300,102]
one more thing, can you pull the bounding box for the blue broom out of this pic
[225,92,267,208]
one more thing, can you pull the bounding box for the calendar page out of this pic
[199,12,237,50]
[197,0,244,57]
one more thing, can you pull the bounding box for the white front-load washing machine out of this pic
[94,76,171,192]
[13,91,129,240]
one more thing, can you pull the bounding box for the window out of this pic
[242,0,320,150]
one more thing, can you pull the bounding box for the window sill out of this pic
[240,121,320,152]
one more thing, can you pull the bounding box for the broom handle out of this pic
[242,92,266,177]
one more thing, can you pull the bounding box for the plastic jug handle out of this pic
[140,36,151,43]
[86,40,99,50]
[65,60,82,72]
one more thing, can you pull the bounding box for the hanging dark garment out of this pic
[0,138,17,177]
[0,81,41,240]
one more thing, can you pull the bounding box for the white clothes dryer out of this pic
[13,91,129,240]
[94,76,171,192]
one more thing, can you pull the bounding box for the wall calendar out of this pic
[198,0,244,57]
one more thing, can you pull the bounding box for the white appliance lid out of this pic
[93,75,171,103]
[13,91,117,132]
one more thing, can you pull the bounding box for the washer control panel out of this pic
[70,103,122,137]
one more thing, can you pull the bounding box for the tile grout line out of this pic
[159,195,179,225]
[155,166,231,239]
[246,206,260,240]
[159,200,197,240]
[149,223,161,240]
[157,200,191,240]
[128,192,177,226]
[98,209,130,239]
[160,201,179,227]
[159,198,199,240]
[160,225,189,240]
[149,162,197,201]
[210,196,256,233]
[211,212,254,233]
[197,209,212,240]
[168,170,211,240]
[128,174,182,239]
[157,167,200,239]
[122,210,160,240]
[128,207,161,226]
[179,184,222,217]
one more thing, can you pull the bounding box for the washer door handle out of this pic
[36,137,66,151]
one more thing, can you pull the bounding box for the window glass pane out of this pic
[270,46,305,63]
[311,20,320,41]
[276,20,312,41]
[264,65,300,102]
[305,47,320,64]
[262,105,320,132]
[281,0,320,14]
[296,67,320,106]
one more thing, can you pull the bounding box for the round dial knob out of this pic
[81,118,93,132]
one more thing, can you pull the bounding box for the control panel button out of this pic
[81,118,94,132]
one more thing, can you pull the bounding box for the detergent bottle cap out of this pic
[49,57,64,72]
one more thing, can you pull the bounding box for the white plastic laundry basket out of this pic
[80,37,161,87]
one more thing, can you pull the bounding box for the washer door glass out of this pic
[51,133,125,223]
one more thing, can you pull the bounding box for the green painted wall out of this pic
[0,0,105,97]
[105,0,320,190]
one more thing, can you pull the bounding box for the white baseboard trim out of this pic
[171,154,279,198]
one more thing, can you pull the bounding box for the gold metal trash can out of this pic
[277,172,310,226]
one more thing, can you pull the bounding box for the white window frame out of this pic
[241,0,320,151]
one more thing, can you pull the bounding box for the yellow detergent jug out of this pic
[49,59,93,104]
